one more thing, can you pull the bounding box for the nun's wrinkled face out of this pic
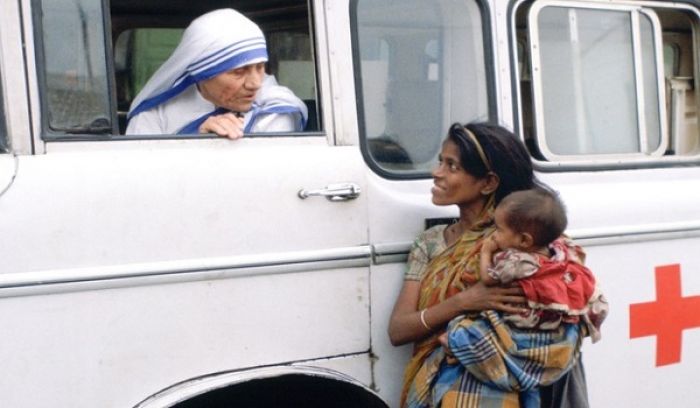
[198,62,265,113]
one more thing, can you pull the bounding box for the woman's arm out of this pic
[387,280,527,346]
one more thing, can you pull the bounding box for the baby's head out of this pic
[492,187,567,251]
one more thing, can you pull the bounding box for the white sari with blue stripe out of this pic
[126,8,307,135]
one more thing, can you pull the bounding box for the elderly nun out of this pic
[126,8,307,139]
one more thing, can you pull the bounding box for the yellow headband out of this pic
[463,127,492,171]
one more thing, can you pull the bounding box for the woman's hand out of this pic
[453,281,527,315]
[199,112,245,139]
[388,280,527,346]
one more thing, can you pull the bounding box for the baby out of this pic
[479,187,597,330]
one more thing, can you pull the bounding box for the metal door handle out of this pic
[298,182,361,202]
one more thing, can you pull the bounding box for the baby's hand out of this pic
[481,235,499,254]
[479,236,500,285]
[439,332,458,365]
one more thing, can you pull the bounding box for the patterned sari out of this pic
[401,203,588,408]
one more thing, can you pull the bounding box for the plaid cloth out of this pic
[406,310,583,408]
[401,200,496,406]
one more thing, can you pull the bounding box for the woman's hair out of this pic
[447,122,538,204]
[499,187,568,247]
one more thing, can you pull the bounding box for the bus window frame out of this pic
[528,1,668,161]
[33,0,323,142]
[31,0,119,139]
[351,0,498,181]
[511,0,700,171]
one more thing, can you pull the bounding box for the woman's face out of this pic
[198,62,266,113]
[431,139,490,207]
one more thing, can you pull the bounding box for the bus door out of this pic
[347,0,494,404]
[0,1,374,407]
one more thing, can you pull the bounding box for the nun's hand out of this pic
[199,112,245,140]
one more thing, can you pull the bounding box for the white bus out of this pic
[1,0,700,406]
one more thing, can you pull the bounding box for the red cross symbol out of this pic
[629,264,700,366]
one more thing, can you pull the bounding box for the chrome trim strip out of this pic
[0,246,372,297]
[371,221,700,263]
[568,221,700,247]
[575,229,700,247]
[372,242,412,265]
[6,221,700,296]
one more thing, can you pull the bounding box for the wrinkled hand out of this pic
[199,112,245,140]
[456,281,527,315]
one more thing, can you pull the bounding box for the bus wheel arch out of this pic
[134,365,389,408]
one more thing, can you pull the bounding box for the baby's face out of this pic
[492,207,524,250]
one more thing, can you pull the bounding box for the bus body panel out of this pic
[1,0,700,406]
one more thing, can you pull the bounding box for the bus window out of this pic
[111,1,319,136]
[34,0,114,136]
[34,0,319,139]
[514,0,700,167]
[352,0,491,177]
[530,4,665,158]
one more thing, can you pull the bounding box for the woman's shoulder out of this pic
[405,224,447,281]
[411,224,448,256]
[415,224,447,244]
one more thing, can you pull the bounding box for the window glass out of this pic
[534,7,663,157]
[37,0,113,134]
[353,0,489,175]
[663,42,680,78]
[131,29,183,103]
[113,28,183,124]
[267,31,320,131]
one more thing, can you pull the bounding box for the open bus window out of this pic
[352,0,491,177]
[514,0,700,167]
[34,0,115,136]
[113,27,319,135]
[528,3,666,159]
[111,1,319,136]
[34,0,319,139]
